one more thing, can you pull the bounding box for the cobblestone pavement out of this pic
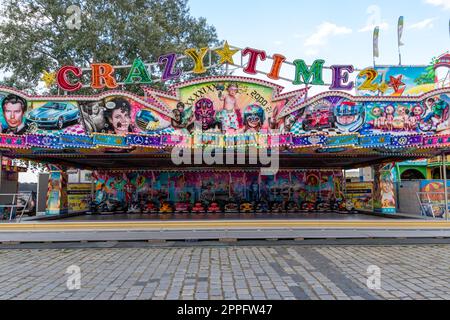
[0,244,449,300]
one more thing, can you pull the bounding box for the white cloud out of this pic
[358,21,389,32]
[274,40,283,46]
[358,5,389,32]
[407,17,438,30]
[425,0,450,10]
[304,22,352,48]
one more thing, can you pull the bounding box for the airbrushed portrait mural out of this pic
[286,97,366,134]
[153,80,287,135]
[79,97,172,135]
[28,100,85,135]
[0,93,29,135]
[283,93,450,136]
[362,94,450,134]
[0,92,86,135]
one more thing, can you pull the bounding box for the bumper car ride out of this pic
[207,202,221,213]
[270,202,284,213]
[255,201,269,214]
[175,202,191,213]
[224,202,239,213]
[286,202,300,213]
[159,202,173,213]
[240,202,253,213]
[191,202,206,213]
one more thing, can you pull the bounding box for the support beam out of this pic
[372,163,396,214]
[442,152,449,221]
[45,164,68,216]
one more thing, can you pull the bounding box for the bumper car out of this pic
[270,202,284,213]
[240,202,253,213]
[191,202,206,213]
[159,202,173,213]
[143,202,158,213]
[255,201,269,214]
[207,202,221,213]
[300,201,315,212]
[175,202,191,213]
[224,202,239,213]
[128,203,141,213]
[286,201,300,213]
[105,199,128,213]
[316,200,330,212]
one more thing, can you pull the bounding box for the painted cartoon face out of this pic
[334,102,364,132]
[397,106,407,116]
[338,115,357,125]
[3,102,24,128]
[385,105,395,114]
[244,105,265,130]
[227,85,238,97]
[412,105,423,116]
[173,109,181,122]
[425,98,435,109]
[247,114,261,128]
[194,98,215,130]
[372,107,382,117]
[92,104,100,115]
[110,108,131,134]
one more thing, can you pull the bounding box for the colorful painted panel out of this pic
[67,183,91,213]
[288,97,365,134]
[419,180,449,218]
[356,66,436,97]
[286,93,450,136]
[79,97,172,135]
[0,92,29,135]
[28,100,85,134]
[172,81,279,134]
[346,182,373,212]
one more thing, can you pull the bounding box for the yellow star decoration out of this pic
[41,70,56,88]
[214,41,239,65]
[378,81,389,94]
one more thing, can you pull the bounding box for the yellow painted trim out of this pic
[0,220,449,231]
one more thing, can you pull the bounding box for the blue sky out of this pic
[188,0,450,67]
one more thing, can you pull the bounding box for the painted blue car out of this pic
[27,102,80,129]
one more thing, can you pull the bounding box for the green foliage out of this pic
[414,57,437,86]
[0,0,222,94]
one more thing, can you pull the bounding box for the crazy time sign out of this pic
[53,42,359,92]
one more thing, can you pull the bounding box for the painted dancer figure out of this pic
[216,83,242,133]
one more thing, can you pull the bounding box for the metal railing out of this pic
[0,192,32,223]
[416,192,450,219]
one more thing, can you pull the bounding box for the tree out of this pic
[414,58,437,86]
[0,0,222,94]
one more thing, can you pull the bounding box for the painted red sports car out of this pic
[302,109,335,131]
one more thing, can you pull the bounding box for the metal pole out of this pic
[442,152,449,221]
[343,169,347,195]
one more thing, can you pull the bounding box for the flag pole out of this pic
[398,16,404,66]
[373,26,379,67]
